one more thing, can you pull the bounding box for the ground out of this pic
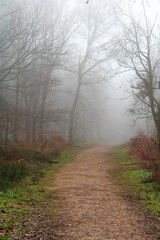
[21,147,160,239]
[51,147,159,240]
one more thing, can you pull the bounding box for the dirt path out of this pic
[51,147,158,240]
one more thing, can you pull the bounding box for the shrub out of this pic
[0,135,69,190]
[129,134,160,183]
[0,164,28,191]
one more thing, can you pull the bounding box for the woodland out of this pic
[1,0,160,146]
[1,0,160,183]
[0,0,112,146]
[1,0,160,238]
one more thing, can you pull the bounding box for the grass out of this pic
[0,164,29,191]
[0,147,79,239]
[0,145,63,192]
[112,146,160,216]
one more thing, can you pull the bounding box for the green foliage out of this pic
[113,146,160,216]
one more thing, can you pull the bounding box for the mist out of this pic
[0,0,158,146]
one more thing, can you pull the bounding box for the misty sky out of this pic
[65,0,160,144]
[96,0,159,144]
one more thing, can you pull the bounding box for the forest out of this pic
[1,0,160,238]
[1,0,160,147]
[0,0,113,146]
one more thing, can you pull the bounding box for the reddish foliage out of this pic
[129,134,160,182]
[129,134,158,162]
[41,135,68,151]
[9,135,68,152]
[0,135,68,167]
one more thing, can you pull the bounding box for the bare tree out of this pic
[0,0,114,145]
[114,9,160,149]
[68,2,113,143]
[0,0,40,142]
[0,0,80,144]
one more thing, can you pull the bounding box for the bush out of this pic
[0,164,28,191]
[0,135,69,190]
[129,134,160,183]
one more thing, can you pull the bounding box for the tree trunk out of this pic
[32,115,37,143]
[68,79,81,143]
[13,77,20,142]
[5,114,9,148]
[39,85,48,142]
[157,104,160,152]
[24,96,31,142]
[31,85,41,143]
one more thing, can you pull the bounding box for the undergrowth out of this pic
[0,147,79,239]
[0,141,68,192]
[129,134,160,182]
[0,164,29,191]
[113,146,160,216]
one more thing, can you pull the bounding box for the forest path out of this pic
[51,147,157,240]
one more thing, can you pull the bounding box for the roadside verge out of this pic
[0,148,79,239]
[112,145,160,217]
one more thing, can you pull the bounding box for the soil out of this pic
[51,147,160,240]
[20,146,160,239]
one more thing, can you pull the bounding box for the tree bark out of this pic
[68,76,81,143]
[39,85,48,142]
[24,96,31,142]
[13,77,20,142]
[156,104,160,151]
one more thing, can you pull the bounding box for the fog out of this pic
[0,0,159,146]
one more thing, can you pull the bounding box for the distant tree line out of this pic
[0,0,111,145]
[0,0,73,144]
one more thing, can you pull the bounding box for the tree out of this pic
[68,1,113,143]
[114,9,160,149]
[0,0,77,144]
[0,0,40,142]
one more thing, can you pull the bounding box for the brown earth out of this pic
[48,146,159,240]
[20,146,160,239]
